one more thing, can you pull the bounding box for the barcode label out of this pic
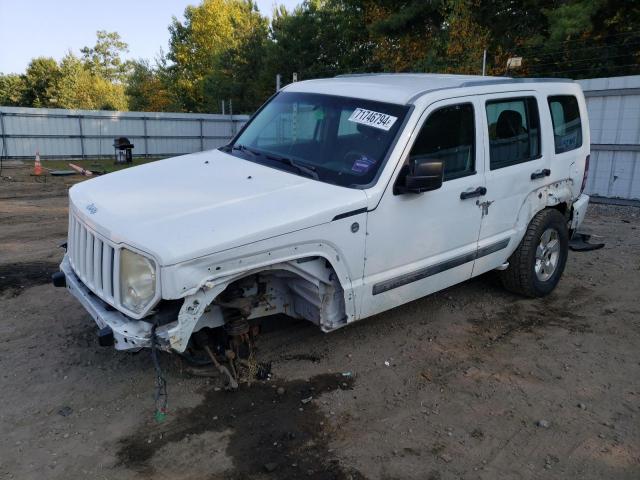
[348,108,398,131]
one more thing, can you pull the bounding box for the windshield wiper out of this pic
[231,144,319,180]
[264,153,320,180]
[232,144,259,157]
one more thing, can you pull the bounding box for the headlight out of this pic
[119,248,156,313]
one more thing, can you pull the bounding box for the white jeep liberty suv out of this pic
[53,73,590,358]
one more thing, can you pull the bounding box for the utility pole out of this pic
[276,74,281,92]
[482,49,487,76]
[221,100,225,115]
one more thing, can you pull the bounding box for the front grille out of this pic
[68,212,117,304]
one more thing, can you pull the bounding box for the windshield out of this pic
[225,92,410,187]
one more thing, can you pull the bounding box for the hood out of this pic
[69,150,368,265]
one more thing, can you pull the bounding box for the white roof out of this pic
[283,73,572,105]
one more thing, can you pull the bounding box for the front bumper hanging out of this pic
[55,255,168,351]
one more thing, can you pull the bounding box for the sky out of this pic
[0,0,300,74]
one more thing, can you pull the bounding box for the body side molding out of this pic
[372,238,510,295]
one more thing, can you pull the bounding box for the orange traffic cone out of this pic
[33,151,43,176]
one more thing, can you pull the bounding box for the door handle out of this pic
[530,168,551,180]
[460,186,487,200]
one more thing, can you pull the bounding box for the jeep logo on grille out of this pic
[86,203,97,215]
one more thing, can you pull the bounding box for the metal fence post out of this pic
[143,116,149,158]
[0,111,6,159]
[482,49,487,76]
[199,119,204,151]
[229,100,235,137]
[77,115,85,159]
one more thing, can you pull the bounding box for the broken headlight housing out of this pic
[119,248,156,314]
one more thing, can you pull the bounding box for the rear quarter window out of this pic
[548,95,583,153]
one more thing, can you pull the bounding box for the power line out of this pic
[505,40,640,62]
[524,52,640,70]
[527,62,640,77]
[510,29,640,54]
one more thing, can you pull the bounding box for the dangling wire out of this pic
[150,323,168,422]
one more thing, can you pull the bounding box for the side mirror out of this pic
[395,157,444,194]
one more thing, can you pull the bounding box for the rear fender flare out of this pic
[512,179,574,247]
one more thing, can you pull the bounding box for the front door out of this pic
[361,97,485,318]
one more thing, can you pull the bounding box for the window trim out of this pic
[485,96,542,171]
[406,101,478,183]
[547,94,583,154]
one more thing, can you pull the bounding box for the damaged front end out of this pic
[58,252,348,387]
[168,256,347,350]
[58,255,178,350]
[57,202,352,389]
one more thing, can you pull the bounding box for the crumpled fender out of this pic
[513,179,575,243]
[165,246,354,352]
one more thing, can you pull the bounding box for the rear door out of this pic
[473,93,550,276]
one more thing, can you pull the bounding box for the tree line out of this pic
[1,0,638,114]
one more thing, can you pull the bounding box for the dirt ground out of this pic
[1,164,639,480]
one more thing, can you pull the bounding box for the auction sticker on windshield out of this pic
[348,108,398,131]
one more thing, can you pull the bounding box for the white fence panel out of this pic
[0,106,249,160]
[578,75,640,201]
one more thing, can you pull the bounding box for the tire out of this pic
[499,208,569,297]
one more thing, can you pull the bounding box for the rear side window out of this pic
[486,97,541,170]
[548,95,582,153]
[410,103,475,181]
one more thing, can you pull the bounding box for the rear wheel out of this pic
[499,208,569,297]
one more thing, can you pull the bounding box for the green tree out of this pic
[167,0,268,111]
[55,53,128,110]
[201,3,270,113]
[265,0,376,82]
[431,0,490,74]
[358,0,445,72]
[126,59,175,111]
[0,74,26,106]
[527,0,640,78]
[469,0,640,78]
[21,57,60,107]
[80,30,132,82]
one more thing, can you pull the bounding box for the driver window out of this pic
[410,103,476,181]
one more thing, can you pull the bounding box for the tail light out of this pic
[580,154,590,193]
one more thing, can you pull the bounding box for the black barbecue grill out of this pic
[113,137,134,164]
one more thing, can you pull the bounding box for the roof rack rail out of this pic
[460,77,573,87]
[405,76,574,104]
[335,73,391,78]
